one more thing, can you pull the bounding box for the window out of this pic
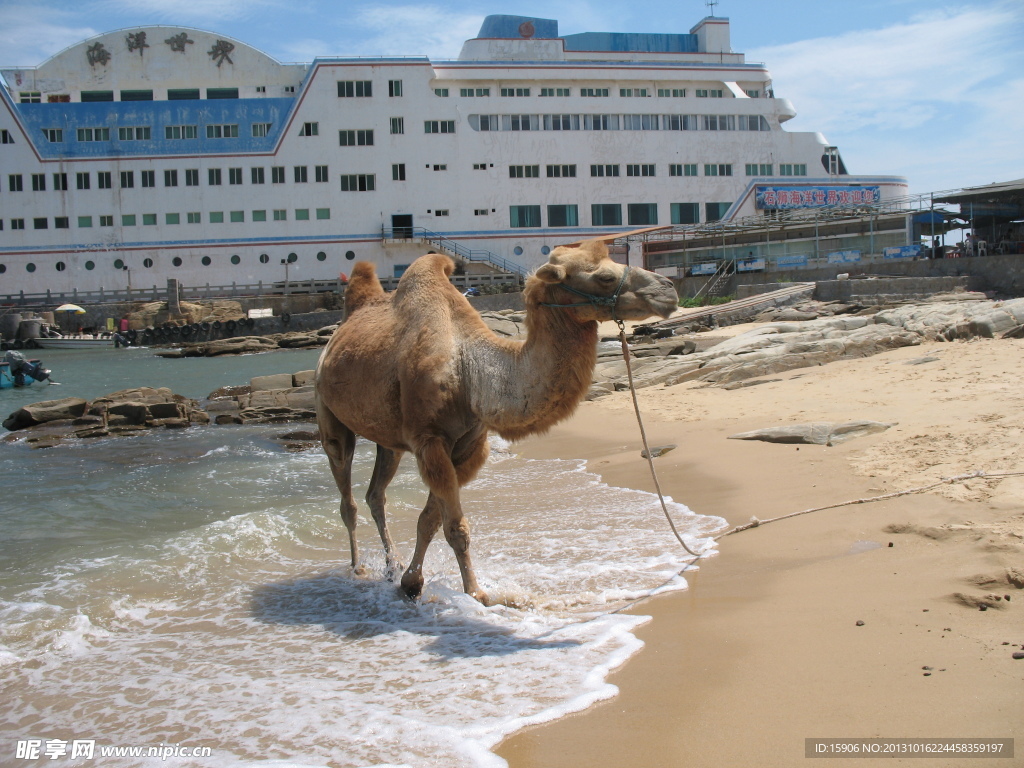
[509,205,541,228]
[32,174,46,191]
[208,168,222,185]
[252,210,267,222]
[230,211,244,223]
[474,209,489,216]
[590,164,620,177]
[592,203,623,225]
[1,129,14,143]
[54,217,69,229]
[706,202,731,221]
[546,164,576,178]
[78,216,93,227]
[20,92,41,103]
[142,213,157,225]
[43,128,63,142]
[185,169,199,186]
[390,117,404,135]
[8,174,23,192]
[702,114,735,131]
[118,126,151,140]
[658,88,686,97]
[121,214,136,226]
[81,90,113,102]
[143,258,154,268]
[432,164,447,171]
[120,89,153,101]
[210,211,224,223]
[11,218,25,229]
[255,86,266,93]
[228,168,243,185]
[271,166,285,184]
[76,172,90,190]
[98,171,112,189]
[99,215,113,227]
[251,123,272,137]
[696,89,724,98]
[434,209,449,217]
[460,88,490,97]
[547,204,578,227]
[388,80,403,97]
[316,208,331,220]
[315,165,329,182]
[164,169,178,187]
[473,163,488,170]
[626,164,656,177]
[504,114,539,131]
[581,88,609,97]
[424,120,455,134]
[738,115,770,131]
[295,209,310,220]
[206,124,238,138]
[500,87,530,97]
[338,80,372,97]
[299,122,319,136]
[668,163,697,177]
[540,88,571,97]
[619,88,649,97]
[779,163,807,176]
[273,210,287,221]
[543,114,577,131]
[392,163,406,181]
[166,213,180,224]
[671,203,700,225]
[168,88,200,100]
[294,166,308,183]
[622,114,660,130]
[53,173,68,191]
[187,212,201,224]
[141,170,155,188]
[627,203,658,226]
[582,114,618,130]
[745,163,773,176]
[509,165,540,178]
[339,129,374,146]
[434,88,449,97]
[77,127,110,141]
[284,86,295,93]
[207,88,239,100]
[704,163,733,177]
[165,125,198,139]
[340,174,375,191]
[251,167,265,184]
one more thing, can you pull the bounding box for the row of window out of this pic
[508,202,727,227]
[19,87,297,104]
[2,250,334,275]
[469,113,771,132]
[3,208,333,231]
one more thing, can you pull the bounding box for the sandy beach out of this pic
[497,324,1024,767]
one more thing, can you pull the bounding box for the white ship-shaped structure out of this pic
[0,14,907,296]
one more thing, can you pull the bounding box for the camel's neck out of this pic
[473,295,598,441]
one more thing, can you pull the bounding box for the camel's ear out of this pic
[535,263,566,284]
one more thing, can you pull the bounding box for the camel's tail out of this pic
[344,261,386,318]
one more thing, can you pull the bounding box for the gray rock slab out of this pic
[728,420,896,446]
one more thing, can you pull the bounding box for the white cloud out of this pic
[343,5,486,58]
[95,0,285,24]
[0,6,97,66]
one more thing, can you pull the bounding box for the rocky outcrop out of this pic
[2,397,89,431]
[204,370,319,425]
[728,421,895,446]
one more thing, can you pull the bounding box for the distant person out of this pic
[119,316,130,333]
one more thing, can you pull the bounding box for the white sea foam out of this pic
[0,433,724,767]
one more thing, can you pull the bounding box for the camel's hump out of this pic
[345,261,386,317]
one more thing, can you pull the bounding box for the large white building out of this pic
[0,14,907,296]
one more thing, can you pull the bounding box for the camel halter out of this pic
[540,266,631,321]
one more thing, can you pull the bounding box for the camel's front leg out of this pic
[400,492,442,599]
[316,405,362,573]
[411,438,488,604]
[366,445,405,579]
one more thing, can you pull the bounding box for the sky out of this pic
[1,0,1021,196]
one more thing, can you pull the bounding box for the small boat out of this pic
[1,352,51,388]
[33,336,113,349]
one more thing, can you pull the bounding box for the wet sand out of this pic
[498,330,1024,767]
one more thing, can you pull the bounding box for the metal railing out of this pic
[381,226,529,277]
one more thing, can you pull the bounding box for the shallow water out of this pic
[0,348,724,767]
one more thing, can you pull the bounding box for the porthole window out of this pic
[26,263,36,272]
[513,246,524,256]
[287,252,298,263]
[0,264,7,274]
[55,261,66,271]
[172,257,182,267]
[316,251,327,262]
[201,256,212,266]
[143,258,153,268]
[259,253,269,264]
[114,258,124,269]
[345,250,355,261]
[540,246,551,255]
[231,255,241,265]
[85,261,95,270]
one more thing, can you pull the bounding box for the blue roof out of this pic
[475,15,699,54]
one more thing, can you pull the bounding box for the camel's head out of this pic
[527,239,678,322]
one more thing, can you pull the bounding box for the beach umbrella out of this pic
[55,303,86,314]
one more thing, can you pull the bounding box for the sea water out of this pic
[0,346,724,767]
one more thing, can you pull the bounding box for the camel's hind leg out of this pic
[403,427,491,603]
[366,445,405,579]
[316,403,362,573]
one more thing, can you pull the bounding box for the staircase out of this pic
[382,226,528,279]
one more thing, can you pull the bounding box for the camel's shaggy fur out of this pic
[314,239,678,603]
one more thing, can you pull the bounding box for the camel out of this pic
[314,239,678,604]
